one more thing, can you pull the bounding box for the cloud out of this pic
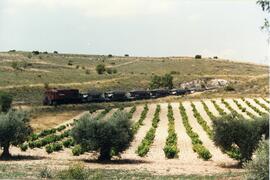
[2,0,177,17]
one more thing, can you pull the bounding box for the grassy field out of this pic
[0,51,269,104]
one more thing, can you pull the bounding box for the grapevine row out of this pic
[254,99,270,112]
[221,99,244,118]
[211,100,226,116]
[179,102,212,160]
[201,101,216,120]
[232,99,256,119]
[241,98,267,116]
[163,104,179,158]
[131,104,149,135]
[263,98,270,104]
[191,103,213,138]
[136,105,161,157]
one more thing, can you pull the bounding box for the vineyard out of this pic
[5,97,270,175]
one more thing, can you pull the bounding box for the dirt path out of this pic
[102,108,118,120]
[245,98,268,114]
[122,104,156,158]
[130,105,144,123]
[182,101,232,163]
[225,99,250,119]
[171,103,198,161]
[147,103,168,160]
[192,101,212,126]
[257,97,270,107]
[215,99,230,114]
[236,98,261,117]
[0,77,126,90]
[203,100,220,117]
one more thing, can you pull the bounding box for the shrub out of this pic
[52,142,63,151]
[57,164,88,180]
[72,145,83,156]
[71,111,133,160]
[85,69,90,74]
[57,125,66,132]
[68,60,73,66]
[19,143,28,151]
[0,110,32,158]
[39,167,52,179]
[11,62,19,70]
[244,140,269,180]
[212,114,269,163]
[124,54,129,57]
[108,54,113,57]
[106,68,112,74]
[53,51,58,54]
[63,138,74,148]
[195,55,202,59]
[0,92,13,112]
[45,144,53,154]
[32,51,40,55]
[112,69,117,74]
[96,64,106,74]
[224,85,235,91]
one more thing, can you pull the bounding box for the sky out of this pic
[0,0,269,64]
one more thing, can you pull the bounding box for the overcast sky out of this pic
[0,0,269,64]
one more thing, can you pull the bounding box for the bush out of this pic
[0,92,13,112]
[52,142,63,151]
[195,55,202,59]
[45,144,53,154]
[106,68,112,74]
[212,114,269,163]
[57,125,66,132]
[124,54,129,57]
[108,54,113,58]
[71,111,133,160]
[85,69,90,74]
[53,51,58,54]
[0,110,32,158]
[96,64,106,74]
[72,145,83,156]
[19,143,28,151]
[57,164,88,180]
[68,60,73,66]
[244,140,269,180]
[32,51,40,55]
[224,85,235,91]
[39,167,52,179]
[112,69,117,74]
[63,138,74,148]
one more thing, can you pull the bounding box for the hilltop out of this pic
[0,51,268,104]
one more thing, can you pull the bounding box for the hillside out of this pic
[0,51,269,104]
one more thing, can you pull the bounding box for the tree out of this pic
[257,0,270,42]
[71,110,133,161]
[149,75,162,89]
[212,113,269,164]
[0,92,13,112]
[161,74,173,89]
[96,64,106,74]
[0,110,32,158]
[244,140,269,180]
[149,74,174,89]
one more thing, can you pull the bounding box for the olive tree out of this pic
[212,113,269,164]
[71,110,133,161]
[0,110,32,158]
[0,92,13,112]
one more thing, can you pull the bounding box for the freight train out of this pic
[43,88,192,106]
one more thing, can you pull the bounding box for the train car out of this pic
[170,89,191,95]
[104,91,127,101]
[43,89,81,105]
[149,89,170,98]
[127,90,151,100]
[82,91,105,103]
